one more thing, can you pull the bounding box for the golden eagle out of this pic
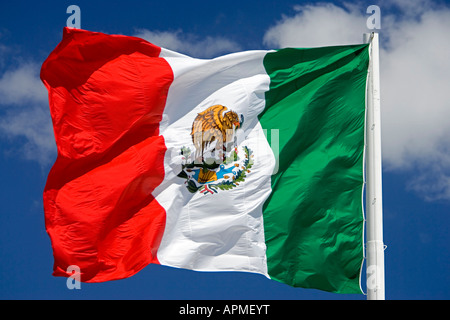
[191,105,243,162]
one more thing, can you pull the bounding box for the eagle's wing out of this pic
[191,105,227,150]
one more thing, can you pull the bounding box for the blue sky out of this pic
[0,0,449,300]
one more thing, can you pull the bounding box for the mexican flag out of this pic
[41,28,369,294]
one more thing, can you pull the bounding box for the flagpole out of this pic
[364,32,385,300]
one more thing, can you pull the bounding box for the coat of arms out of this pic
[177,105,253,195]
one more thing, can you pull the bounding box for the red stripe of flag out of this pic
[41,28,172,282]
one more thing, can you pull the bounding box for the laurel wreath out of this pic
[177,146,254,194]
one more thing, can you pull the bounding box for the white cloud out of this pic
[263,3,367,48]
[0,62,48,105]
[263,2,450,201]
[0,105,55,166]
[133,28,242,58]
[0,61,56,166]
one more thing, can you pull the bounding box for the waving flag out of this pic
[41,28,369,294]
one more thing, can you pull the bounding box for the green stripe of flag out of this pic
[260,44,370,293]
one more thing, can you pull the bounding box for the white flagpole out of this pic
[364,32,385,300]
